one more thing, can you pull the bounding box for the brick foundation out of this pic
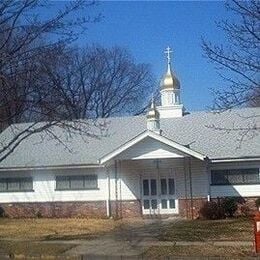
[110,200,142,218]
[179,198,208,219]
[0,201,107,218]
[0,197,258,219]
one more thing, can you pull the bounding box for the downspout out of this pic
[156,159,160,215]
[105,166,111,218]
[184,157,189,219]
[115,160,119,219]
[188,157,194,220]
[206,159,211,202]
[119,160,122,218]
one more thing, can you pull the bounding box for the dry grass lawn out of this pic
[158,218,254,242]
[0,217,256,258]
[144,245,256,259]
[0,241,75,258]
[0,218,117,241]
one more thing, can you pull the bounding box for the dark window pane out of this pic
[161,179,167,195]
[211,168,259,185]
[143,180,149,196]
[56,175,98,190]
[211,170,228,184]
[56,176,70,190]
[7,179,20,191]
[20,178,33,190]
[151,199,157,209]
[70,176,84,189]
[169,199,175,209]
[227,173,243,184]
[0,180,7,191]
[143,200,150,209]
[243,172,259,183]
[0,178,33,192]
[85,175,97,189]
[151,179,157,195]
[169,178,175,195]
[161,199,167,209]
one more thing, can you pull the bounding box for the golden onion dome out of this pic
[146,98,160,120]
[160,64,180,90]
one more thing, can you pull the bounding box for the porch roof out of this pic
[99,130,207,164]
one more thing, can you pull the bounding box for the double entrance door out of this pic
[142,171,178,215]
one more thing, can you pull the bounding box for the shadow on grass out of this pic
[44,233,100,241]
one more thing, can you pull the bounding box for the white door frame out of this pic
[141,169,179,215]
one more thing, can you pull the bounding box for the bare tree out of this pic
[202,0,260,142]
[202,0,260,110]
[0,1,154,163]
[0,0,100,162]
[37,45,154,120]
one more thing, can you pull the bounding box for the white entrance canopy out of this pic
[99,130,207,164]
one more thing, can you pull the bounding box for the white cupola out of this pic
[157,46,184,118]
[146,97,160,134]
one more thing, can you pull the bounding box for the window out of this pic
[0,177,33,192]
[56,175,97,190]
[143,180,149,196]
[161,179,167,195]
[169,199,176,209]
[211,168,260,185]
[151,199,157,209]
[169,178,175,195]
[143,200,149,209]
[150,179,157,195]
[161,199,167,209]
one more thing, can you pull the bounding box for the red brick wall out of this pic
[110,200,142,218]
[1,197,258,219]
[0,201,107,218]
[179,198,208,219]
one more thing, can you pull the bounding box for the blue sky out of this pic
[53,1,234,111]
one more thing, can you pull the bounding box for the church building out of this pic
[0,47,259,219]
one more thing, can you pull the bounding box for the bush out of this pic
[240,204,251,217]
[255,198,260,208]
[221,197,238,217]
[0,206,5,217]
[199,201,225,220]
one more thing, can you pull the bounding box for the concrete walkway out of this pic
[63,218,164,257]
[0,218,254,258]
[58,218,253,257]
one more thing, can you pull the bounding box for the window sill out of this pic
[55,188,99,191]
[0,190,35,193]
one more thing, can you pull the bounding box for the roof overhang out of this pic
[0,164,102,172]
[211,157,260,163]
[99,130,207,164]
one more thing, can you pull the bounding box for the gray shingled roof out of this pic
[0,107,259,168]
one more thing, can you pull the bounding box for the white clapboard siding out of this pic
[116,137,185,160]
[211,184,260,197]
[0,168,108,203]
